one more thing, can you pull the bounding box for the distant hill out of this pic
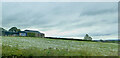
[93,39,119,43]
[45,37,83,41]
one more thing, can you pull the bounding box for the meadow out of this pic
[2,37,118,56]
[0,37,1,57]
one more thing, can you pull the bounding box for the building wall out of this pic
[26,32,45,38]
[2,31,45,38]
[19,33,27,36]
[13,34,18,36]
[26,32,35,37]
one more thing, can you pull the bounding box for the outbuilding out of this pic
[18,31,27,36]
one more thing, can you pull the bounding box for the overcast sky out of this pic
[2,2,118,40]
[2,0,120,2]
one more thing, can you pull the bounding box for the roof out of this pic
[18,31,26,33]
[3,31,18,34]
[2,30,44,34]
[24,30,40,33]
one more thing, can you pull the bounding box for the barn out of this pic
[2,31,19,36]
[24,30,45,38]
[2,30,45,38]
[18,31,27,36]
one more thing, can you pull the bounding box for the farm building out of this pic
[2,31,19,36]
[2,30,45,38]
[18,31,27,36]
[24,30,45,38]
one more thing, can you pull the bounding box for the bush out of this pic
[27,33,35,37]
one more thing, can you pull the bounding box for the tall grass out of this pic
[0,36,2,57]
[2,37,118,56]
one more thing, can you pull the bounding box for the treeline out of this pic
[0,27,21,32]
[0,27,21,36]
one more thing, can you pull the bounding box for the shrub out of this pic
[27,33,35,37]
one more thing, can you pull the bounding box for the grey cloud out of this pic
[81,8,117,16]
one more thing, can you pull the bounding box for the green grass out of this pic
[2,36,118,56]
[0,37,1,57]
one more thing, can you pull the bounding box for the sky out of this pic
[2,0,120,2]
[2,2,118,40]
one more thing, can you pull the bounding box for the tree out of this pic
[0,27,7,36]
[9,27,21,32]
[16,29,21,32]
[100,39,103,42]
[84,34,92,40]
[0,27,6,31]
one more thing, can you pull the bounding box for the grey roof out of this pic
[3,31,18,35]
[18,31,26,33]
[24,30,40,33]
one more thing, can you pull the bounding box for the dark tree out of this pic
[84,34,92,40]
[0,27,6,31]
[100,39,103,42]
[0,27,7,36]
[85,34,89,37]
[16,29,21,32]
[9,27,21,32]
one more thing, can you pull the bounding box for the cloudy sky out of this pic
[2,2,118,40]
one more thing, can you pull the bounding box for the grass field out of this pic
[2,36,118,56]
[0,37,1,57]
